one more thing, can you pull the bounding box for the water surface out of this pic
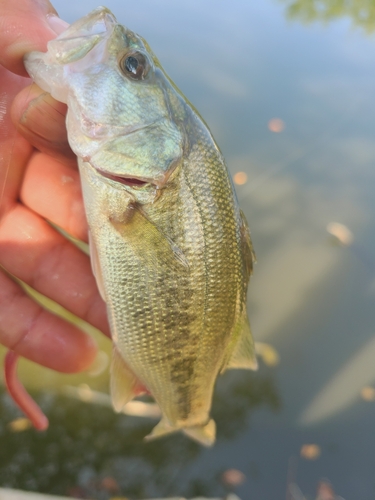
[2,1,375,498]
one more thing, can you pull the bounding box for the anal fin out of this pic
[224,315,258,372]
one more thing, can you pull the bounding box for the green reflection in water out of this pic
[0,257,280,496]
[0,369,280,499]
[280,0,375,32]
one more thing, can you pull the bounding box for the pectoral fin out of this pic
[110,346,144,412]
[110,204,189,270]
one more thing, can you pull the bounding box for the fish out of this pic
[24,6,257,446]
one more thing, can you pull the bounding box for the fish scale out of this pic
[25,6,257,446]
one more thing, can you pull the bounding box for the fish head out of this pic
[25,7,184,205]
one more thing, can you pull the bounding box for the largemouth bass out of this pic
[25,7,257,446]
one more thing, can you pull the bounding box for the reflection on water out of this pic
[300,443,321,460]
[326,222,353,247]
[2,0,375,498]
[280,0,375,32]
[7,418,33,433]
[0,369,279,498]
[288,477,345,500]
[268,118,285,133]
[63,384,162,419]
[299,334,375,425]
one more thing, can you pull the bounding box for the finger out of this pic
[0,67,33,214]
[21,151,88,242]
[5,351,49,430]
[0,204,110,337]
[0,0,67,76]
[11,83,77,165]
[0,271,97,372]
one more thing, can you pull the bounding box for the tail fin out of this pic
[145,417,216,447]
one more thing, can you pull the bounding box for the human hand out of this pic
[0,0,110,425]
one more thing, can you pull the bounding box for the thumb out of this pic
[0,0,68,76]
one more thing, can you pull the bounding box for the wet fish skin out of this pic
[24,7,257,446]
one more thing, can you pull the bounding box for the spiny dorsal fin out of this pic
[240,209,256,282]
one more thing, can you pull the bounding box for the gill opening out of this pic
[96,169,151,187]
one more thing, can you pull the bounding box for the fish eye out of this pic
[120,52,149,80]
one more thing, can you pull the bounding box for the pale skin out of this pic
[0,0,110,424]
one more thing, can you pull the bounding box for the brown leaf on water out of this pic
[221,468,246,487]
[268,118,285,133]
[7,417,32,432]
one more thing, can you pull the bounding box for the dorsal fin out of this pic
[240,209,256,283]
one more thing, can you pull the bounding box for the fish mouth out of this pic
[96,168,152,188]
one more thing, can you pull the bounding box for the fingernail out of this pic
[46,14,70,35]
[17,86,76,161]
[20,88,68,141]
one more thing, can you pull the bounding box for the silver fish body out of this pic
[25,7,257,446]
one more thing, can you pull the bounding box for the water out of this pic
[2,1,375,498]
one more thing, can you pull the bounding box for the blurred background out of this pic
[2,0,375,498]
